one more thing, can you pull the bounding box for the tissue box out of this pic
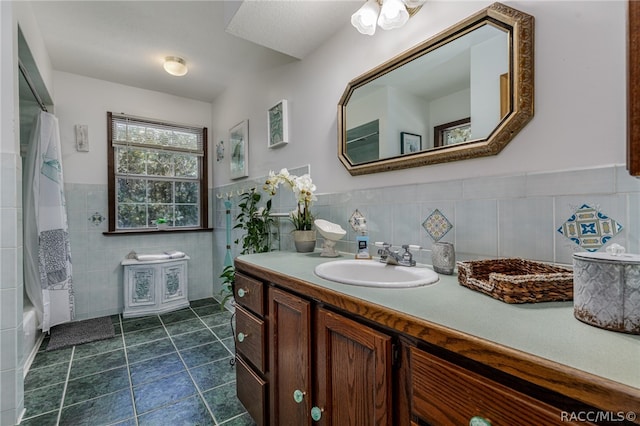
[573,252,640,335]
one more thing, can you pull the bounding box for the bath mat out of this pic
[46,316,115,351]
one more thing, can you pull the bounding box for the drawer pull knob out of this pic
[293,389,305,403]
[237,288,248,298]
[237,332,248,342]
[469,416,491,426]
[311,406,323,421]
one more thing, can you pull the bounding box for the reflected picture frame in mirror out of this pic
[337,2,534,175]
[401,132,422,154]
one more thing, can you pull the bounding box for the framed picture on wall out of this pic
[268,99,289,148]
[230,120,249,179]
[401,132,422,154]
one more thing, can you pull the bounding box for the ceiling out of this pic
[28,0,362,103]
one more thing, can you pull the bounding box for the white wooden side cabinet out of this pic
[121,256,190,318]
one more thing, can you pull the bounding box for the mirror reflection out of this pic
[346,24,508,164]
[338,3,534,175]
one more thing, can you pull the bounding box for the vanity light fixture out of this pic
[351,0,426,35]
[163,56,188,76]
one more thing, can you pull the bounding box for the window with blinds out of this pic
[107,112,208,232]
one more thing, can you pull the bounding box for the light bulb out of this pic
[351,0,381,36]
[378,0,410,30]
[163,56,188,77]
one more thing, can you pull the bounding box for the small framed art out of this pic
[229,120,249,179]
[268,99,289,148]
[400,132,422,154]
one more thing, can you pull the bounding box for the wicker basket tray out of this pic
[457,258,573,303]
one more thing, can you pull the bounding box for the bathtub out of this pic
[22,304,42,374]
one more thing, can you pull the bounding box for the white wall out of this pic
[470,34,507,139]
[211,1,627,193]
[388,86,429,154]
[429,88,470,146]
[50,72,216,321]
[53,71,213,185]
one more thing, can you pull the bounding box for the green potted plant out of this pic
[218,188,275,307]
[234,188,275,254]
[219,264,236,307]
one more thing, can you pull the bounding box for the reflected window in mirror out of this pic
[434,118,471,147]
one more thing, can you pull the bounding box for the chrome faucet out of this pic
[375,242,420,267]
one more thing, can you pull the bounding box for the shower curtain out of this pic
[24,111,74,333]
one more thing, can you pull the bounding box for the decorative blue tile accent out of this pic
[422,209,453,242]
[89,212,105,226]
[557,204,623,252]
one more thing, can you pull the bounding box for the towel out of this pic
[135,251,186,262]
[164,250,186,259]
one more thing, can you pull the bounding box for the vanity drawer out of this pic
[410,347,578,426]
[234,272,264,316]
[236,355,266,426]
[235,305,266,373]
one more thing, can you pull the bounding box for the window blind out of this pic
[110,113,204,156]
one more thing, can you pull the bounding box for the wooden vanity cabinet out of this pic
[408,347,594,426]
[234,260,632,426]
[314,307,393,425]
[234,272,267,426]
[268,287,312,425]
[267,286,393,425]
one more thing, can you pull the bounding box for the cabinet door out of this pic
[268,287,312,426]
[410,348,585,426]
[127,266,156,308]
[314,308,393,426]
[161,262,186,303]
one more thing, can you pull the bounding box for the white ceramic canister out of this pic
[572,251,640,335]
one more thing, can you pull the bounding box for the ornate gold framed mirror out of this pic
[337,2,534,175]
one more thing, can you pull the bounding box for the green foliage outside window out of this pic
[115,146,200,229]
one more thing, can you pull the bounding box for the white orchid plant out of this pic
[264,168,317,231]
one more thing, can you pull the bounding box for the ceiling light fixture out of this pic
[163,56,188,76]
[351,0,426,35]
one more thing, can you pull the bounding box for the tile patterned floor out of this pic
[20,298,255,426]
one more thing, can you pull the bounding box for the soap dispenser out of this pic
[354,217,371,259]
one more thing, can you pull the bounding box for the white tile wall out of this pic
[61,183,216,320]
[0,150,23,424]
[463,173,526,200]
[213,165,640,286]
[498,197,555,261]
[526,166,616,197]
[455,198,499,258]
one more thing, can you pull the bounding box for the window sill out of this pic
[103,228,213,236]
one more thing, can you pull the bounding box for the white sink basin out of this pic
[314,259,439,288]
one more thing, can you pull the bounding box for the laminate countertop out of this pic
[235,250,640,414]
